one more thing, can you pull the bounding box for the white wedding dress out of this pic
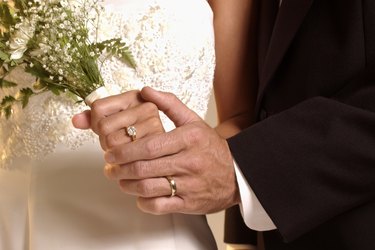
[0,0,216,249]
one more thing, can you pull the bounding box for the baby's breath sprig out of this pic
[0,0,136,119]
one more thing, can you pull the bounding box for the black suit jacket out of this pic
[226,0,375,249]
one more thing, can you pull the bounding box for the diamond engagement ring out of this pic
[165,176,177,197]
[126,126,137,141]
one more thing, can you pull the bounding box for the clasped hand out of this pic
[72,87,240,214]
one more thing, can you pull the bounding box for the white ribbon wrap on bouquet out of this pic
[84,86,122,107]
[84,87,111,107]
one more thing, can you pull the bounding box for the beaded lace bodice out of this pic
[0,0,215,169]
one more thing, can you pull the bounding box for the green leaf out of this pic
[0,3,15,29]
[0,50,8,61]
[25,62,49,79]
[0,95,16,119]
[49,84,63,96]
[18,87,34,108]
[64,90,81,102]
[0,41,6,49]
[2,105,13,119]
[0,78,17,88]
[0,28,10,43]
[90,42,105,53]
[32,79,47,90]
[117,47,136,68]
[13,0,27,15]
[0,95,15,105]
[97,38,136,69]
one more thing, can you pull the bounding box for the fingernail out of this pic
[105,151,115,163]
[104,164,115,180]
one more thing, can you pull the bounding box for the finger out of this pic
[104,156,177,180]
[96,102,160,136]
[99,134,110,151]
[72,110,92,129]
[140,87,201,127]
[104,130,186,164]
[99,128,127,151]
[90,90,143,132]
[106,163,189,199]
[104,160,193,198]
[118,177,172,198]
[103,116,165,149]
[97,108,138,150]
[137,196,185,215]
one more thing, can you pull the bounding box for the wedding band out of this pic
[126,125,137,141]
[165,176,177,197]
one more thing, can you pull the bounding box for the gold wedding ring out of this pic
[126,125,137,141]
[165,176,177,197]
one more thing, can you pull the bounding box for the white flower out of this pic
[60,0,69,8]
[9,20,35,60]
[39,43,51,53]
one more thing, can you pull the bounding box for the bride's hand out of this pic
[72,90,165,151]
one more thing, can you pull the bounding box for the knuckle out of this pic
[133,161,149,178]
[97,119,112,135]
[99,136,108,150]
[113,147,127,163]
[150,200,167,215]
[139,197,180,215]
[129,89,141,97]
[165,92,177,102]
[136,180,152,197]
[144,139,161,158]
[132,162,144,178]
[136,198,155,214]
[106,132,122,148]
[183,125,205,146]
[188,155,203,174]
[125,90,141,107]
[131,89,141,94]
[90,99,105,114]
[149,117,163,131]
[143,102,158,115]
[126,164,138,178]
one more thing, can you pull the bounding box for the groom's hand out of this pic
[105,87,240,214]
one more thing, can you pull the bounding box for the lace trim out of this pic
[0,0,215,169]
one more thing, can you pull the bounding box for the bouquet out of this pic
[0,0,136,118]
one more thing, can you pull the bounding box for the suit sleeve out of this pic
[228,78,375,242]
[224,205,258,245]
[227,0,375,242]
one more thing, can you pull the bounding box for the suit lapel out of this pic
[257,0,314,103]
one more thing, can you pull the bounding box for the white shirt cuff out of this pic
[233,160,277,231]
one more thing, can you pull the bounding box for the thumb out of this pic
[140,87,201,127]
[72,110,92,129]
